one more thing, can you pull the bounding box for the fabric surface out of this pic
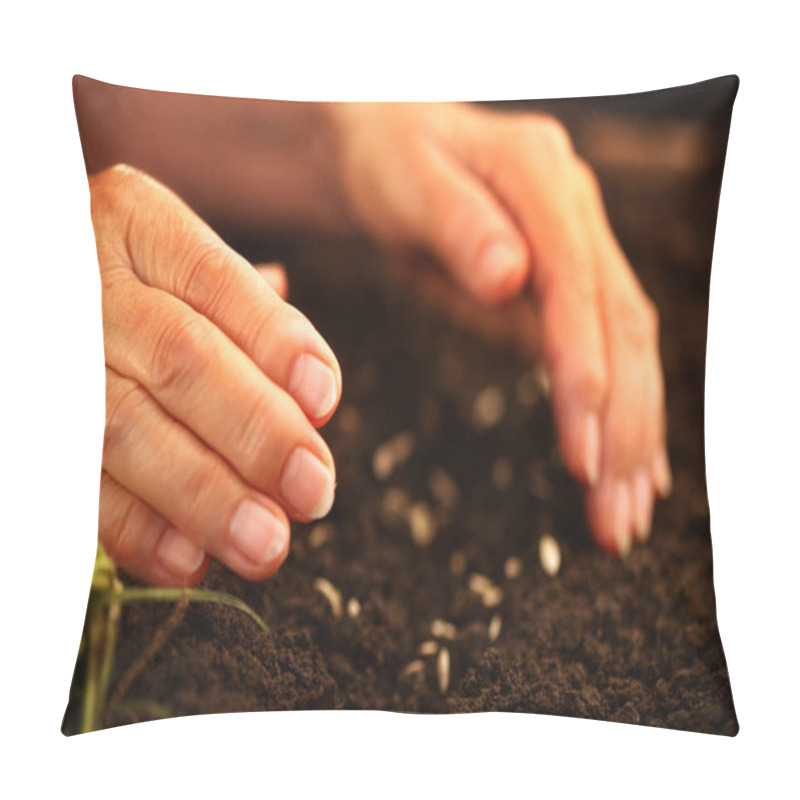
[63,76,739,735]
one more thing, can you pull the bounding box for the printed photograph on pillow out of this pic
[62,75,739,735]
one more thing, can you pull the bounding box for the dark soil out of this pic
[64,102,738,736]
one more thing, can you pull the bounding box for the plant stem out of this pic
[94,587,269,633]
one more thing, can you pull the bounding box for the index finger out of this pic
[92,165,342,425]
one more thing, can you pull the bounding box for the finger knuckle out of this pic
[103,381,150,459]
[179,240,239,316]
[150,314,211,397]
[180,461,225,524]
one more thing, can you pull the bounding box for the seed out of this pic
[471,385,506,430]
[309,523,334,549]
[381,487,410,523]
[468,573,503,608]
[481,586,503,608]
[337,404,361,435]
[491,457,513,489]
[449,551,467,576]
[516,370,540,407]
[313,577,343,618]
[401,660,426,679]
[372,431,416,480]
[539,533,562,577]
[418,640,439,656]
[347,597,361,618]
[437,647,451,693]
[488,614,502,642]
[535,363,552,396]
[504,556,523,580]
[408,502,436,547]
[468,573,495,594]
[428,467,459,509]
[431,619,457,640]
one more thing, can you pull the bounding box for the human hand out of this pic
[92,165,341,586]
[328,102,671,555]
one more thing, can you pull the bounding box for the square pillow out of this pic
[63,74,739,735]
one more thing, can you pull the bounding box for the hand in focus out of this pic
[329,103,671,555]
[92,165,341,586]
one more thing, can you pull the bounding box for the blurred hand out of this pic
[91,165,341,586]
[329,103,671,555]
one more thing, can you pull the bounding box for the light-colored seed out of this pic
[372,431,416,480]
[488,614,502,642]
[437,647,451,693]
[313,577,343,618]
[347,597,361,618]
[468,573,495,594]
[418,640,439,656]
[401,660,426,679]
[481,586,504,608]
[471,385,506,430]
[431,619,457,640]
[468,573,503,608]
[491,457,513,489]
[530,466,553,501]
[337,404,361,435]
[309,523,334,549]
[516,370,540,407]
[449,551,467,576]
[428,467,460,509]
[535,363,552,397]
[408,502,436,547]
[504,556,523,580]
[539,533,562,577]
[381,487,410,523]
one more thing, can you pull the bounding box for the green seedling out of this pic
[78,543,268,733]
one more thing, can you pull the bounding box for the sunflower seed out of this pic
[504,556,523,580]
[408,502,436,547]
[313,577,343,618]
[381,487,410,523]
[481,586,503,608]
[347,597,361,618]
[372,431,416,480]
[468,573,503,608]
[401,660,426,679]
[309,524,334,549]
[535,363,552,396]
[431,619,457,640]
[471,385,506,430]
[337,404,361,435]
[530,465,554,501]
[418,640,439,656]
[437,647,451,693]
[428,467,459,508]
[488,614,502,642]
[539,533,562,577]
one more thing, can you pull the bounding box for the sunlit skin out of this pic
[78,82,671,586]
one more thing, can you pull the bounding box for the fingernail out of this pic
[478,240,520,294]
[229,498,289,566]
[288,354,338,420]
[157,528,205,577]
[280,447,335,519]
[611,480,632,556]
[583,412,601,487]
[632,470,654,542]
[653,448,673,498]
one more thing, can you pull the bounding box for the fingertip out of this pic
[474,238,528,306]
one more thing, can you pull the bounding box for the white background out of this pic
[2,1,797,797]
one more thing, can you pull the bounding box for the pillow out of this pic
[62,75,739,735]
